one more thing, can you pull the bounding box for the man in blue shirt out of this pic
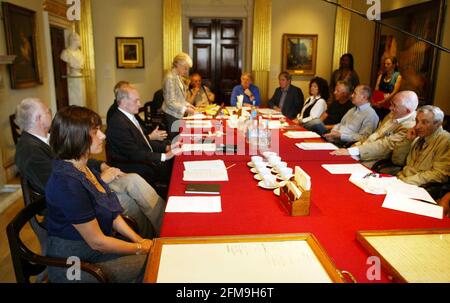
[230,72,261,107]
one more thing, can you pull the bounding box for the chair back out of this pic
[7,196,108,283]
[9,113,21,145]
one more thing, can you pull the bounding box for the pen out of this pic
[226,164,236,170]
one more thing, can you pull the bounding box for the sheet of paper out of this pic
[184,160,226,171]
[295,166,311,191]
[179,133,211,138]
[268,120,288,129]
[185,120,213,129]
[284,131,321,139]
[385,180,436,203]
[183,114,211,120]
[349,173,397,195]
[258,108,279,115]
[296,142,338,150]
[156,240,332,282]
[181,144,217,152]
[165,196,222,213]
[322,163,372,175]
[183,169,229,181]
[382,191,443,219]
[263,114,285,119]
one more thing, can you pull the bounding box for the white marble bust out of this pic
[60,32,84,76]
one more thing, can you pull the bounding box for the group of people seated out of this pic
[12,51,449,283]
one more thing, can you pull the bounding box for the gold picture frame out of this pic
[1,2,41,89]
[115,37,144,69]
[282,34,318,76]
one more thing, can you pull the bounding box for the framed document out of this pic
[357,229,450,282]
[144,233,346,283]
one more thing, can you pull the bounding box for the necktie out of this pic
[132,116,153,152]
[279,89,288,111]
[415,137,426,151]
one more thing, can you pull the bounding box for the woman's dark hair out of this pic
[309,77,330,101]
[50,106,102,160]
[340,53,354,71]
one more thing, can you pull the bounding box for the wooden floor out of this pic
[0,196,40,283]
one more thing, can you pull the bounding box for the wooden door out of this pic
[50,26,69,110]
[190,19,243,105]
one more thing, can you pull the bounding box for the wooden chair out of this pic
[9,113,21,145]
[7,196,109,283]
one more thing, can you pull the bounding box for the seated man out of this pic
[324,85,379,146]
[14,98,164,237]
[268,71,304,120]
[106,85,180,194]
[230,72,261,107]
[331,90,418,168]
[397,105,450,194]
[303,80,354,135]
[187,73,215,107]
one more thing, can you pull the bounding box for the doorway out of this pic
[189,19,243,105]
[49,26,69,110]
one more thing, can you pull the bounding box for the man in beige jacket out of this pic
[397,105,450,189]
[331,90,418,168]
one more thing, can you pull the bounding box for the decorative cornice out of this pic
[0,55,16,65]
[43,0,68,19]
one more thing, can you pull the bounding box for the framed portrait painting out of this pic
[116,37,145,68]
[371,0,446,104]
[282,34,318,76]
[1,2,41,89]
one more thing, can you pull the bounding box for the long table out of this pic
[156,119,450,283]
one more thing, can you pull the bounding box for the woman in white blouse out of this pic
[296,77,329,126]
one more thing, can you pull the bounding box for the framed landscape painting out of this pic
[282,34,318,76]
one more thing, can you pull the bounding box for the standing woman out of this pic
[161,52,196,139]
[374,56,402,120]
[296,77,329,127]
[329,53,360,96]
[45,106,152,283]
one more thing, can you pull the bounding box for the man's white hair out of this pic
[15,98,44,131]
[417,105,445,123]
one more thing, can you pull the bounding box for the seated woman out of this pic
[45,106,152,283]
[230,72,261,107]
[296,77,329,127]
[373,56,402,120]
[187,73,215,107]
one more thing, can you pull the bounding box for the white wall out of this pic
[0,0,52,184]
[271,0,337,99]
[91,0,163,119]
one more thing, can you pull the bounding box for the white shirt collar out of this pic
[118,107,138,126]
[395,111,416,124]
[357,102,371,111]
[29,131,50,145]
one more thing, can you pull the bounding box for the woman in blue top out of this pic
[230,72,261,107]
[374,56,402,120]
[45,106,152,283]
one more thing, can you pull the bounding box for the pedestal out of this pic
[68,77,86,107]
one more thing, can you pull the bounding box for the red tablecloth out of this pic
[161,119,450,283]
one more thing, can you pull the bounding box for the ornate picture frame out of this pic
[1,2,41,89]
[371,0,446,104]
[282,34,318,76]
[115,37,145,69]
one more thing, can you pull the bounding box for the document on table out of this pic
[284,131,321,139]
[349,173,397,195]
[181,143,217,152]
[268,120,288,129]
[165,196,222,213]
[258,108,279,115]
[382,191,443,219]
[322,163,372,175]
[296,142,338,150]
[183,114,210,120]
[183,160,229,181]
[185,120,213,129]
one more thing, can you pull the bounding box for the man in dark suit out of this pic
[15,98,165,237]
[268,71,304,120]
[106,85,179,192]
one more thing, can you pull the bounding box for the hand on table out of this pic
[330,148,350,156]
[324,130,341,142]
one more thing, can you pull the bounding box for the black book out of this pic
[185,183,221,194]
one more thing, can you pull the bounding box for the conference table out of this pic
[152,117,450,283]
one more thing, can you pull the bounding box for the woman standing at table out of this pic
[45,106,152,282]
[373,56,402,120]
[161,52,196,139]
[295,76,329,127]
[329,53,360,96]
